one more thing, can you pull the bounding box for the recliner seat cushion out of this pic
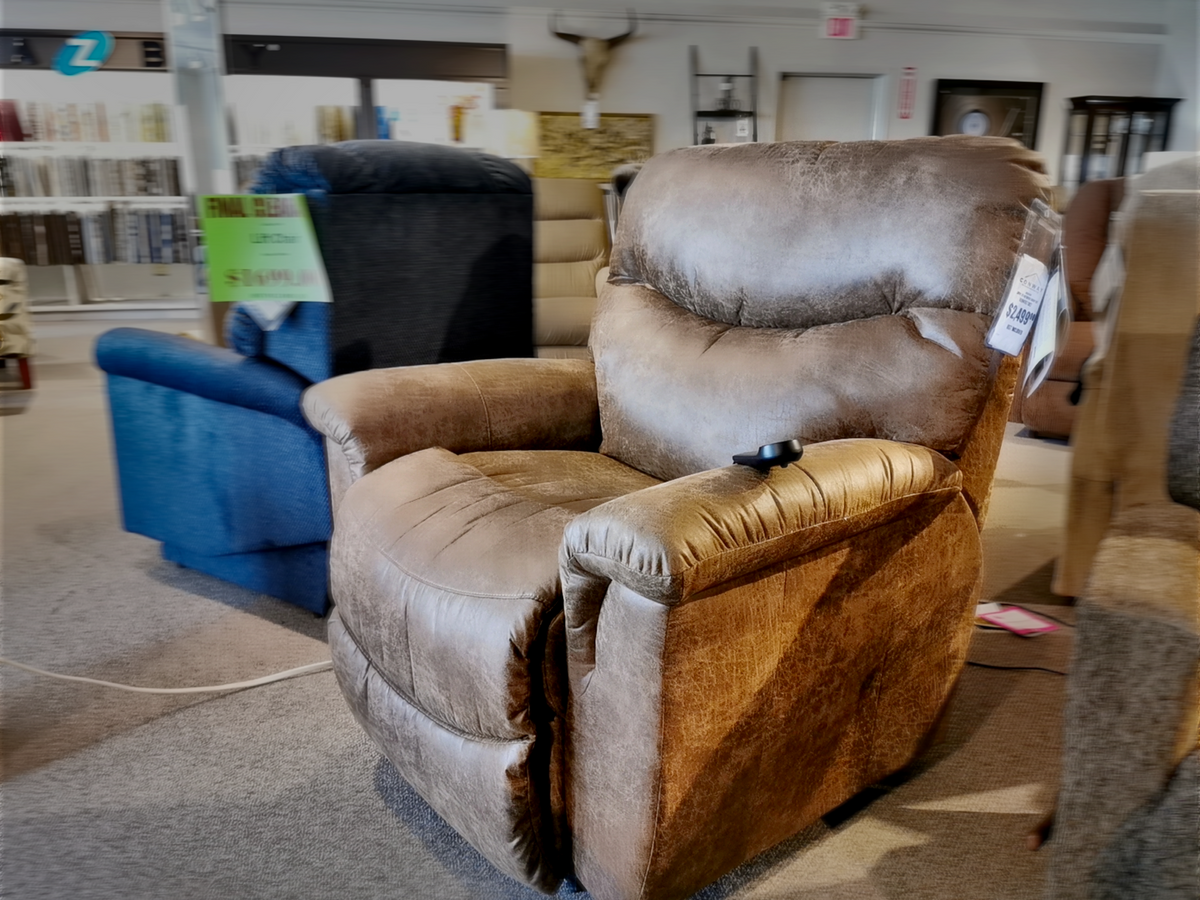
[328,446,659,887]
[331,447,659,741]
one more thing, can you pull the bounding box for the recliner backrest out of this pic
[532,177,608,356]
[249,141,535,382]
[593,137,1047,486]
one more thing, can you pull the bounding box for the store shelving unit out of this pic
[690,46,758,145]
[2,29,512,317]
[0,95,198,312]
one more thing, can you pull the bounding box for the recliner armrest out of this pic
[302,357,601,498]
[562,439,964,674]
[95,327,312,427]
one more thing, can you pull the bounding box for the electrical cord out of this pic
[0,656,333,694]
[967,661,1068,676]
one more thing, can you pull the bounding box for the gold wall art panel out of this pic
[533,112,654,180]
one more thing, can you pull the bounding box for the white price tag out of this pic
[1023,262,1071,397]
[581,100,600,130]
[986,253,1050,356]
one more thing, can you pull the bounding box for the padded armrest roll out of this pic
[95,327,312,427]
[562,439,963,607]
[302,357,602,484]
[223,305,267,358]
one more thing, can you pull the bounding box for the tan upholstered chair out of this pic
[1053,158,1200,598]
[0,257,34,389]
[1045,158,1199,900]
[304,137,1046,900]
[534,177,608,358]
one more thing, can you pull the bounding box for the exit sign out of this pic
[822,2,861,39]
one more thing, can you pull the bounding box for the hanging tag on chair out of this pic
[1023,246,1073,396]
[986,199,1061,356]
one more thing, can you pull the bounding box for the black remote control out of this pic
[732,440,804,472]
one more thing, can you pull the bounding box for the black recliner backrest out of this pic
[250,140,534,383]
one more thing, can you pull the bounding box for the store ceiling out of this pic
[220,0,1172,37]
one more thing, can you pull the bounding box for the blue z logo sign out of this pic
[54,31,115,76]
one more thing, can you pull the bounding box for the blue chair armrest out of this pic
[223,305,268,358]
[95,327,312,428]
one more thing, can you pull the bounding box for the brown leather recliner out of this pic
[303,137,1047,900]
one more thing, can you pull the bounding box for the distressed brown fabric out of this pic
[331,447,656,740]
[328,610,564,891]
[592,280,996,482]
[567,493,983,900]
[562,438,961,611]
[302,357,601,511]
[317,138,1045,900]
[955,352,1021,526]
[611,137,1047,329]
[328,447,657,887]
[597,137,1045,484]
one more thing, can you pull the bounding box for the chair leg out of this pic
[17,356,32,390]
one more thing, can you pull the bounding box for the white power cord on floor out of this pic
[0,656,333,694]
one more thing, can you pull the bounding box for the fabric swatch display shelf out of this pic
[0,139,197,314]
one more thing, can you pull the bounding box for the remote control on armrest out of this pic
[732,440,804,472]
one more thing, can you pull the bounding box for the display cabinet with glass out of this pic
[1060,95,1179,193]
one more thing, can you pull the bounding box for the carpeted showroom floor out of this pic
[2,319,1074,900]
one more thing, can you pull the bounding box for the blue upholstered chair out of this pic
[96,141,534,613]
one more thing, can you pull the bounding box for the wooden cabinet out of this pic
[1060,95,1179,192]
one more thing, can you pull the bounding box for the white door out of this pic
[777,74,884,142]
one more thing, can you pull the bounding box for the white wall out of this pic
[504,7,1167,181]
[3,0,1194,182]
[1154,0,1200,150]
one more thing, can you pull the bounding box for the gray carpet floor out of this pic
[2,319,1074,899]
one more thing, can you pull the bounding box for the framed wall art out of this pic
[533,112,653,180]
[930,80,1044,149]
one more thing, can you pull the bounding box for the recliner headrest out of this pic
[610,136,1048,330]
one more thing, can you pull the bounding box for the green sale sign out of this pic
[197,194,332,304]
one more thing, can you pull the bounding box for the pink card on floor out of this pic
[977,606,1059,637]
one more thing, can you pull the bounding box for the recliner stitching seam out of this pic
[460,365,494,449]
[341,498,550,602]
[338,610,534,746]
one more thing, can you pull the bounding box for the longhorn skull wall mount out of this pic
[550,9,637,100]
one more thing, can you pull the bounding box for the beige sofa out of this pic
[533,178,608,358]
